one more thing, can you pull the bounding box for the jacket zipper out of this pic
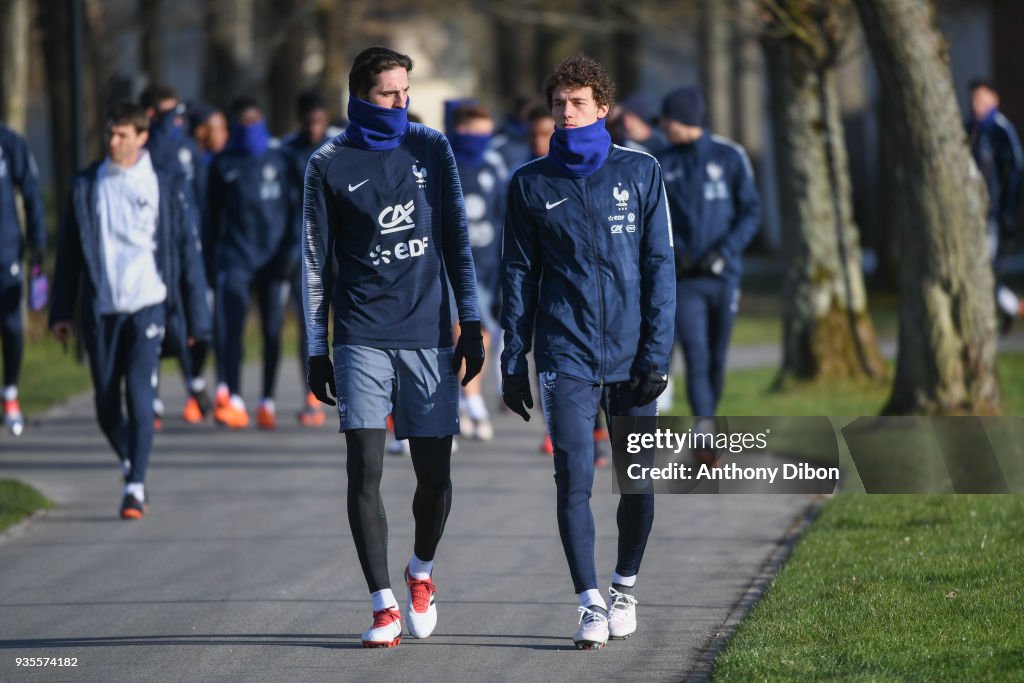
[584,178,606,387]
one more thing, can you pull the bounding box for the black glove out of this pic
[453,320,485,387]
[629,370,668,408]
[698,249,726,276]
[501,373,533,421]
[307,354,336,406]
[675,252,693,279]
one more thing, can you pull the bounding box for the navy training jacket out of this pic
[456,155,505,295]
[0,125,45,267]
[203,147,301,275]
[302,124,480,354]
[968,110,1024,232]
[656,133,760,282]
[501,145,675,384]
[49,160,211,342]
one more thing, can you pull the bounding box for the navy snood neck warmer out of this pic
[346,97,410,151]
[448,133,491,166]
[548,118,612,178]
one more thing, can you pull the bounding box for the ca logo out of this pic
[378,200,416,235]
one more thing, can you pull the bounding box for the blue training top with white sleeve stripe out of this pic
[302,123,479,355]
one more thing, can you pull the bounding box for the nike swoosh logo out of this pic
[348,179,370,192]
[545,198,568,210]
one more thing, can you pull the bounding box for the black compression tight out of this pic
[345,430,453,593]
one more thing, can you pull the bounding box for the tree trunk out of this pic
[0,0,31,131]
[41,0,75,212]
[266,0,307,135]
[203,0,254,107]
[700,0,734,137]
[139,0,163,84]
[854,0,1000,415]
[317,0,357,119]
[762,2,885,382]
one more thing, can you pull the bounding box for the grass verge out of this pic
[0,479,51,533]
[712,494,1024,681]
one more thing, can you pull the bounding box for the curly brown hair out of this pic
[543,55,616,111]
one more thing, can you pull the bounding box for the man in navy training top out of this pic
[0,123,45,436]
[447,102,504,442]
[204,97,301,430]
[965,78,1024,331]
[281,90,332,428]
[501,55,675,650]
[50,101,210,519]
[302,46,483,648]
[656,86,760,426]
[141,83,210,427]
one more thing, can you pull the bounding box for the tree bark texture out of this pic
[762,1,884,382]
[854,0,1000,415]
[0,0,31,131]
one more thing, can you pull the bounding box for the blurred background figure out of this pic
[966,78,1024,332]
[204,97,301,430]
[140,83,207,428]
[446,102,506,442]
[608,93,668,155]
[0,123,45,436]
[280,90,331,427]
[658,86,760,422]
[526,102,555,159]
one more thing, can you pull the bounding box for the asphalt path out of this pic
[0,358,813,682]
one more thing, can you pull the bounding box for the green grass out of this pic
[712,494,1024,682]
[729,291,899,347]
[0,479,51,533]
[18,312,93,416]
[672,351,1024,417]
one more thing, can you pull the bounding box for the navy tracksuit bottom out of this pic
[539,372,657,593]
[83,304,165,484]
[675,276,738,417]
[0,266,23,387]
[214,266,285,398]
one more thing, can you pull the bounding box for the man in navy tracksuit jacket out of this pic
[280,90,331,427]
[446,102,505,440]
[965,79,1024,330]
[143,84,209,422]
[501,56,675,649]
[204,97,301,429]
[656,87,760,418]
[0,124,45,436]
[50,101,210,519]
[302,47,483,648]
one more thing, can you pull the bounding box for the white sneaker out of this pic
[459,412,474,437]
[361,607,402,648]
[386,438,410,456]
[608,586,638,639]
[404,566,438,638]
[573,605,609,650]
[473,417,494,441]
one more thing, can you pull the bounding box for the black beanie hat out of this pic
[661,86,705,126]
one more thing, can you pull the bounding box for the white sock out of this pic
[611,572,636,587]
[371,589,398,612]
[2,385,17,401]
[230,394,246,410]
[216,382,229,397]
[124,482,145,502]
[408,553,433,579]
[152,397,165,416]
[260,397,275,412]
[189,377,207,393]
[465,394,489,420]
[578,589,607,610]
